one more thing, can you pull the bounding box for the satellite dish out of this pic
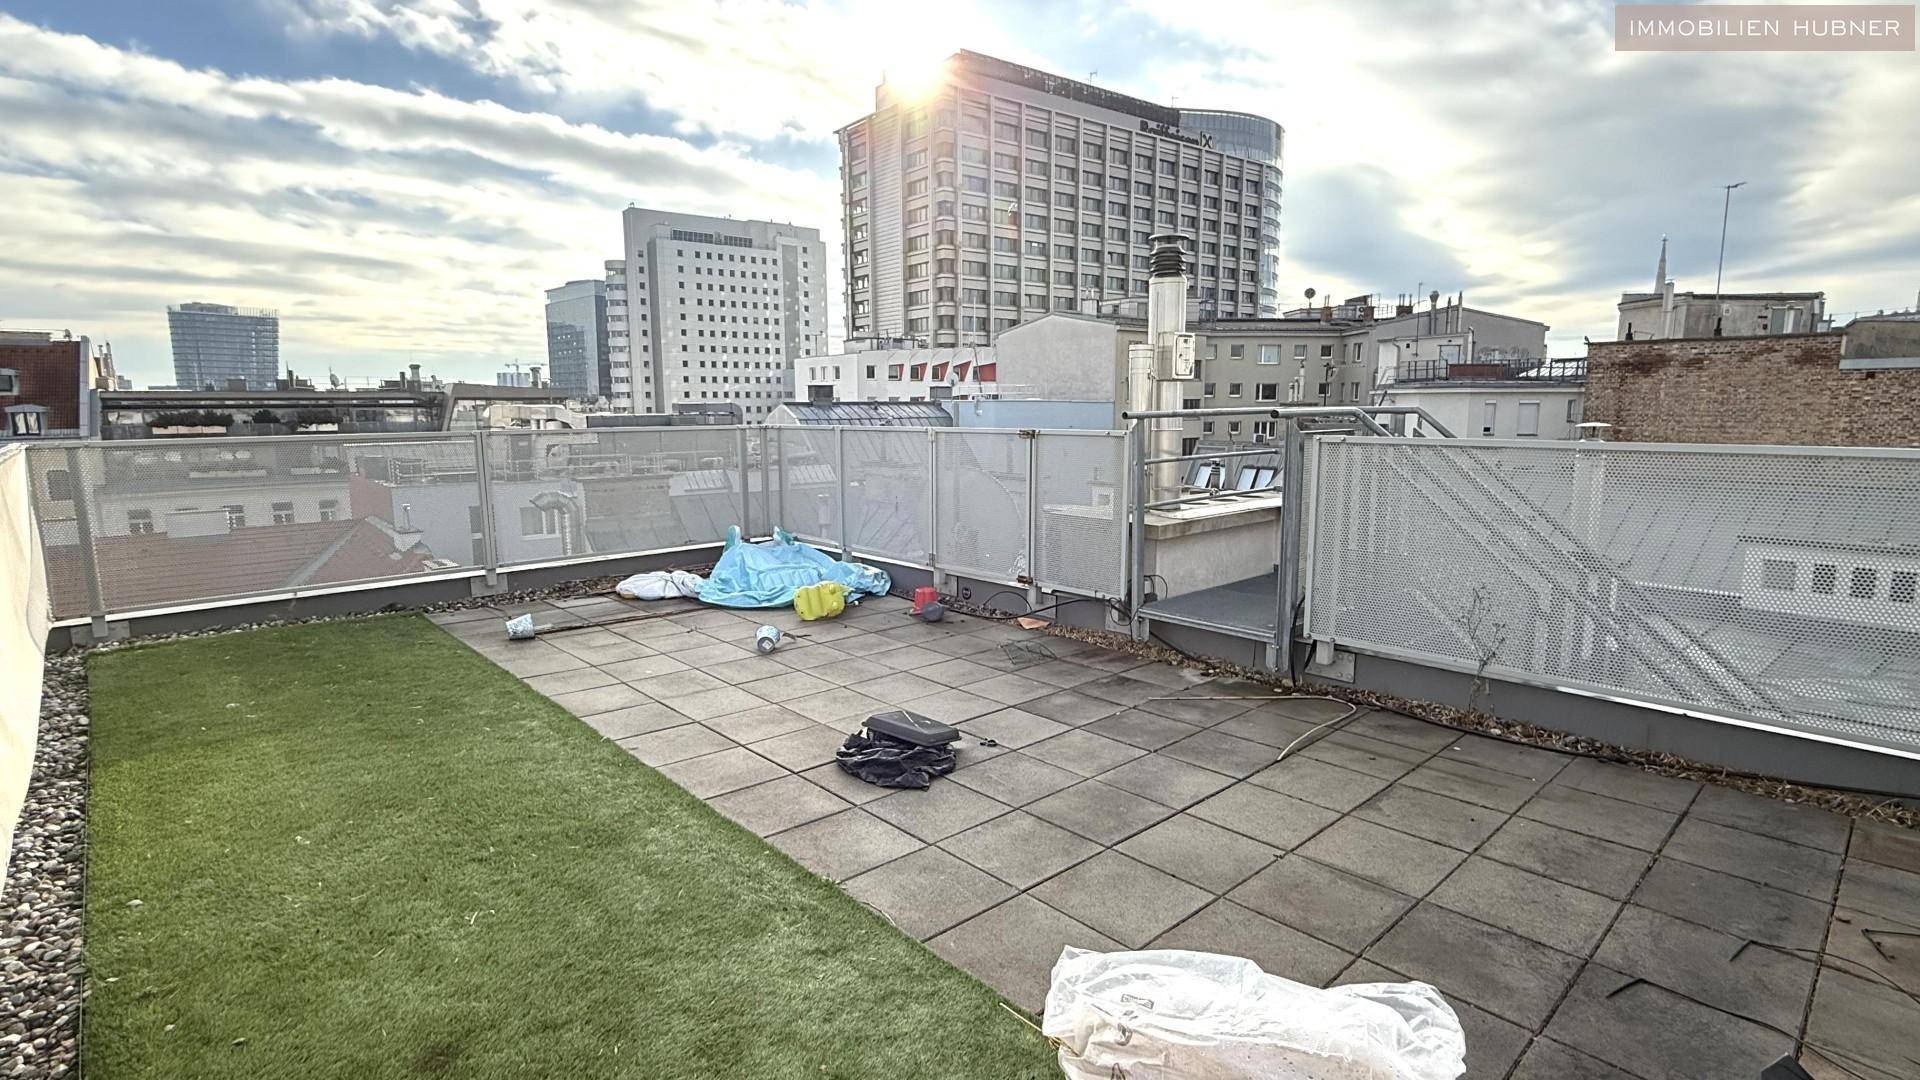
[1304,287,1316,300]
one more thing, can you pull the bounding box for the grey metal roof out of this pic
[772,402,953,427]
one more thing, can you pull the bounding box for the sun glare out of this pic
[885,55,950,103]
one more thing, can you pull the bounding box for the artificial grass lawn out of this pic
[84,616,1057,1079]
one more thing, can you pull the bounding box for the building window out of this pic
[270,501,295,525]
[45,469,72,501]
[1761,559,1796,591]
[318,499,339,522]
[1228,383,1242,398]
[1849,567,1880,600]
[0,369,16,394]
[1258,345,1280,365]
[1516,401,1541,437]
[519,506,560,538]
[5,406,45,437]
[1892,571,1917,604]
[127,509,154,535]
[1255,383,1278,401]
[224,504,246,529]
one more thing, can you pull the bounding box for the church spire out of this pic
[1654,234,1668,293]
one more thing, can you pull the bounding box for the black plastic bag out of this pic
[835,729,956,790]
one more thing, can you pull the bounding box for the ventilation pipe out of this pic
[1146,234,1190,502]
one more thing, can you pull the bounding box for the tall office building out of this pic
[618,207,828,419]
[837,51,1284,346]
[168,303,279,390]
[543,279,609,403]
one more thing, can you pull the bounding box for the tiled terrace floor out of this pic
[432,594,1920,1080]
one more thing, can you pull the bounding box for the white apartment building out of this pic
[837,51,1283,347]
[615,208,829,420]
[794,341,997,402]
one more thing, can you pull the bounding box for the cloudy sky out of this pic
[1,0,1914,388]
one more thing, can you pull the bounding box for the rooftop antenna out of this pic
[1714,181,1746,301]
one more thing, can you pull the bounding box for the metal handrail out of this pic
[1146,485,1283,510]
[1144,446,1279,467]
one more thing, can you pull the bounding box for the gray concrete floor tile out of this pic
[597,653,691,684]
[1342,710,1459,751]
[1552,756,1700,814]
[493,645,589,679]
[1249,756,1393,813]
[1432,856,1621,955]
[1117,813,1280,893]
[707,774,851,837]
[1076,672,1166,708]
[1080,709,1201,751]
[1824,905,1920,995]
[699,654,796,686]
[1805,966,1920,1080]
[1228,856,1415,954]
[1664,816,1843,901]
[865,778,1011,842]
[1633,858,1832,950]
[1150,900,1353,987]
[1334,960,1532,1078]
[1189,783,1341,851]
[618,723,734,767]
[843,846,1016,940]
[1022,728,1148,778]
[1478,817,1653,900]
[797,656,900,688]
[918,657,1001,688]
[521,667,620,696]
[1021,689,1125,726]
[1015,658,1103,689]
[745,722,848,772]
[1433,733,1569,780]
[1690,784,1852,853]
[1207,709,1324,748]
[1027,780,1176,846]
[848,671,945,704]
[786,686,886,726]
[1367,902,1583,1028]
[734,669,834,704]
[428,606,497,625]
[1850,820,1920,875]
[1519,783,1679,851]
[1096,753,1237,808]
[963,672,1057,706]
[1294,730,1430,780]
[1398,755,1543,813]
[947,751,1083,806]
[1594,904,1816,1033]
[1133,694,1255,727]
[767,808,925,882]
[548,682,655,718]
[1545,964,1795,1080]
[667,685,773,723]
[626,668,728,702]
[1836,858,1920,924]
[927,895,1122,1013]
[647,630,731,656]
[700,702,815,744]
[582,702,692,740]
[1350,783,1505,851]
[1296,817,1467,895]
[956,707,1069,749]
[1160,729,1282,778]
[940,811,1102,889]
[899,687,999,724]
[655,745,787,799]
[609,619,702,646]
[798,762,892,806]
[552,639,656,667]
[1031,850,1213,948]
[1510,1039,1640,1080]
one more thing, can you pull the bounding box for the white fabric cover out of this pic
[1043,947,1466,1080]
[613,569,704,600]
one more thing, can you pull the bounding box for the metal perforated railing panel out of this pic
[485,428,740,566]
[934,429,1031,585]
[1033,432,1129,598]
[29,435,483,617]
[774,426,842,549]
[844,428,932,563]
[1304,437,1920,751]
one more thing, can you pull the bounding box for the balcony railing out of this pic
[1392,357,1587,384]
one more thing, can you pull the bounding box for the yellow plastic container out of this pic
[793,581,848,621]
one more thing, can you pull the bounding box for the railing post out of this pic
[1129,419,1149,641]
[1023,430,1040,608]
[472,430,501,593]
[769,425,782,534]
[736,425,751,536]
[836,426,851,563]
[926,427,941,584]
[64,445,109,635]
[1273,418,1307,673]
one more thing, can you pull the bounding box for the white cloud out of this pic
[0,14,839,385]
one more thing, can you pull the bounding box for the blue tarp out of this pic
[695,527,891,609]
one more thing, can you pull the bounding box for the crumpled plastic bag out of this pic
[613,569,704,600]
[1043,947,1466,1080]
[694,526,890,609]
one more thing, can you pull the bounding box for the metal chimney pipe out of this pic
[1146,234,1189,502]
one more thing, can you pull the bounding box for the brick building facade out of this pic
[1586,331,1920,447]
[0,332,91,439]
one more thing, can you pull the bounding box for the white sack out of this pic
[1042,947,1465,1080]
[613,569,704,600]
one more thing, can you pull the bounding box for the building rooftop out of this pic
[772,401,954,427]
